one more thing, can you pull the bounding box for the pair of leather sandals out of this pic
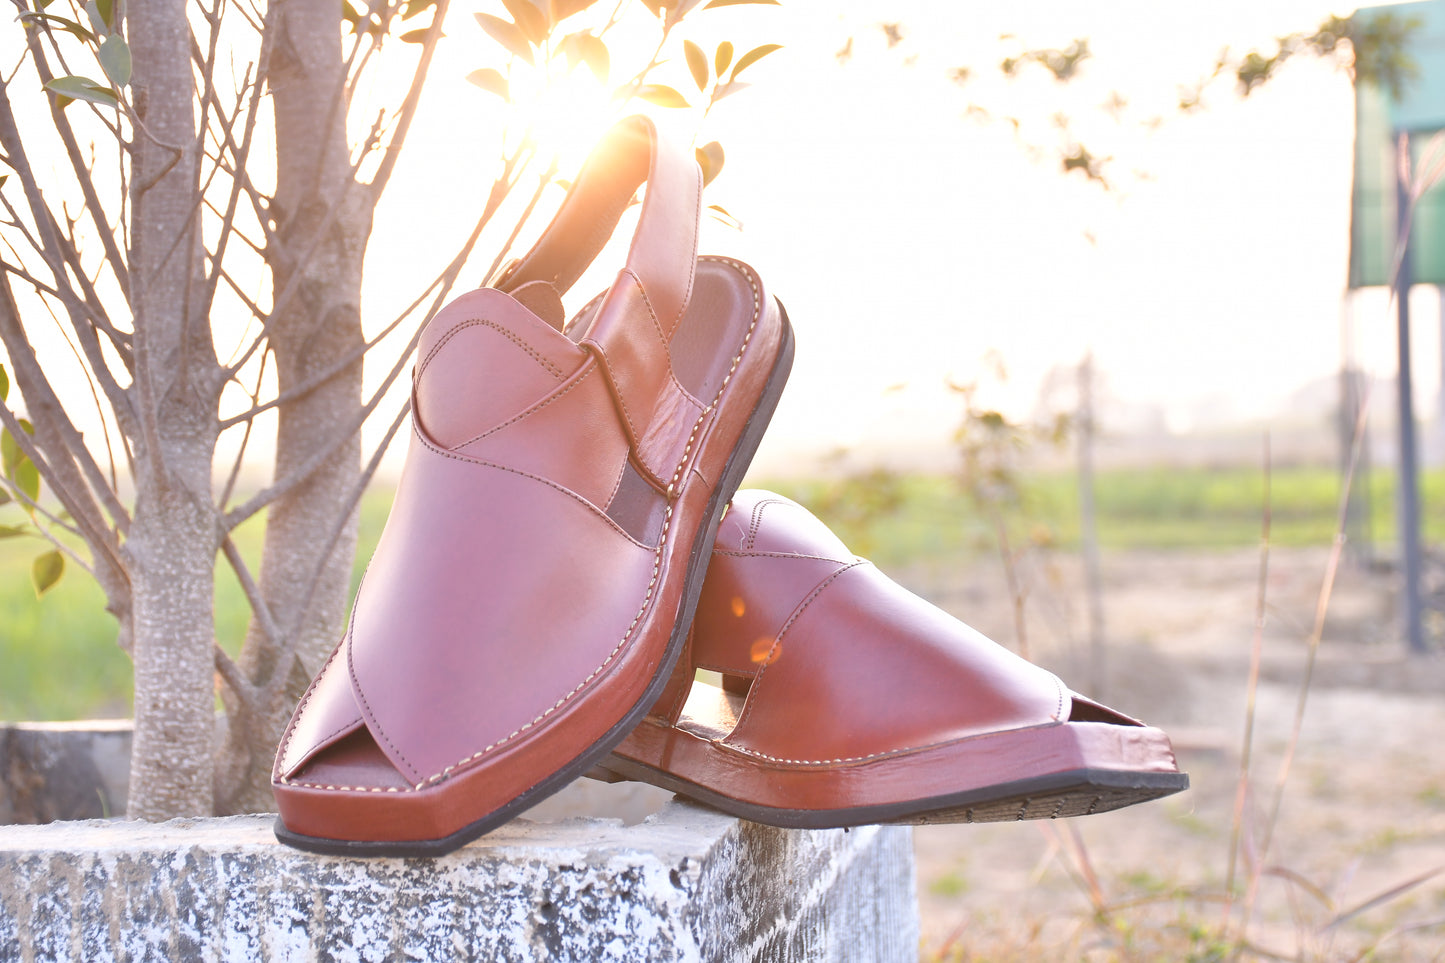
[271,117,1187,857]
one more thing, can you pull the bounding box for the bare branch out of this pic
[214,641,259,709]
[481,156,557,287]
[17,13,131,299]
[0,271,131,538]
[220,534,282,653]
[367,0,453,199]
[0,399,120,580]
[219,348,269,508]
[0,83,138,426]
[216,187,512,431]
[6,265,131,514]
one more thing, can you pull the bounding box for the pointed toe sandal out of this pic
[600,490,1188,828]
[271,117,795,856]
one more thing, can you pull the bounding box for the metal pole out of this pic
[1394,130,1427,653]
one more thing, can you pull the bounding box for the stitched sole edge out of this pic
[599,753,1190,829]
[273,304,797,858]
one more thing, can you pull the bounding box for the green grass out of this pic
[1,463,1439,721]
[759,464,1445,567]
[0,487,396,723]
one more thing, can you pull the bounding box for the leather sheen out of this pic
[272,116,792,849]
[616,490,1183,819]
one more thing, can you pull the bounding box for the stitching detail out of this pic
[664,256,762,494]
[417,317,564,381]
[288,443,674,793]
[415,500,674,789]
[732,560,864,732]
[276,568,371,783]
[415,425,649,550]
[625,267,675,364]
[566,290,606,339]
[713,549,868,565]
[661,167,702,340]
[449,363,596,452]
[744,497,789,551]
[285,257,775,794]
[716,720,1070,768]
[274,638,344,780]
[347,624,421,784]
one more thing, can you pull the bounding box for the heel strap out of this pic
[497,115,703,491]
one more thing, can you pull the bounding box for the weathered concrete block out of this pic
[0,721,131,824]
[0,803,918,962]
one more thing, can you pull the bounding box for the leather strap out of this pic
[496,116,704,492]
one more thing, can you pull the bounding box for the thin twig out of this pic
[1236,392,1372,945]
[1223,432,1272,926]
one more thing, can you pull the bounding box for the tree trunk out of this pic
[123,0,223,819]
[216,0,371,813]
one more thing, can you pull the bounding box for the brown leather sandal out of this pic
[271,117,794,856]
[599,490,1188,827]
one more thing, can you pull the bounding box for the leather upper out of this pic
[670,490,1075,764]
[272,116,788,831]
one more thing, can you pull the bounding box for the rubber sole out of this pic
[274,305,796,858]
[600,752,1190,830]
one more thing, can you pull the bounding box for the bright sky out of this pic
[366,0,1434,476]
[2,0,1431,480]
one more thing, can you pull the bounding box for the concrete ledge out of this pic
[0,803,918,962]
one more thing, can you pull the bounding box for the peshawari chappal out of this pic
[599,490,1188,828]
[272,118,794,856]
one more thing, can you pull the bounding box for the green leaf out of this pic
[402,0,436,19]
[703,0,780,7]
[475,12,536,65]
[400,27,436,43]
[729,42,782,79]
[83,0,107,35]
[550,0,599,20]
[0,429,19,477]
[501,0,549,46]
[576,32,609,82]
[707,202,740,228]
[44,76,116,108]
[0,362,8,402]
[15,458,39,505]
[634,83,689,108]
[0,522,25,536]
[684,39,709,91]
[31,549,63,598]
[714,41,733,76]
[664,0,703,26]
[466,68,510,100]
[18,12,96,43]
[712,80,750,102]
[94,0,113,29]
[98,35,131,86]
[695,140,724,186]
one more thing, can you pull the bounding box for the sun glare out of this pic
[512,61,620,174]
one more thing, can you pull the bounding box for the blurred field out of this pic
[0,462,1438,721]
[3,460,1444,959]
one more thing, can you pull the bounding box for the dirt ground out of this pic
[901,545,1445,961]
